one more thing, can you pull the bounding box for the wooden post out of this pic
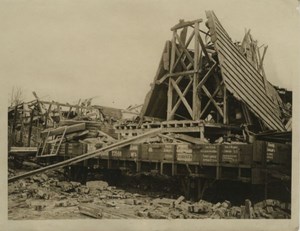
[223,85,228,124]
[167,30,177,120]
[27,109,34,147]
[19,103,24,145]
[11,106,18,146]
[193,22,200,120]
[44,103,52,129]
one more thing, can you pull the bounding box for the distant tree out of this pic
[10,87,24,107]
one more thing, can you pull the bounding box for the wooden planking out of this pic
[219,51,281,119]
[216,47,283,129]
[214,26,269,90]
[140,41,171,119]
[206,11,284,131]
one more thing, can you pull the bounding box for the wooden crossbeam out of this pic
[174,33,195,67]
[171,79,193,118]
[172,31,195,72]
[196,61,217,90]
[170,78,193,117]
[171,19,203,31]
[200,81,224,118]
[174,46,188,70]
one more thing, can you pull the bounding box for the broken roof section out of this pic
[205,11,285,131]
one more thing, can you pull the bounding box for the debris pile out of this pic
[8,173,291,219]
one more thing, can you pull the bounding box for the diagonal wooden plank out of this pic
[170,78,193,117]
[172,31,195,72]
[174,33,195,67]
[200,83,224,118]
[196,61,217,89]
[197,32,210,61]
[171,79,193,118]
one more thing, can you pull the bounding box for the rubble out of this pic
[8,169,291,220]
[78,203,103,219]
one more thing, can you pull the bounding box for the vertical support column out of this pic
[193,22,200,120]
[19,103,24,145]
[223,85,228,124]
[160,162,164,175]
[167,30,177,120]
[12,106,18,146]
[136,161,141,173]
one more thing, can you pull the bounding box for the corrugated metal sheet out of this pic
[206,11,285,131]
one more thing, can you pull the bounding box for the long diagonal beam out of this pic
[8,128,163,183]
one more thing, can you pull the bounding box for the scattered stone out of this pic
[70,181,81,188]
[34,204,46,211]
[266,206,274,214]
[212,202,221,211]
[86,181,108,191]
[221,200,231,209]
[137,209,148,218]
[170,211,182,219]
[152,198,174,207]
[174,195,185,206]
[148,211,167,219]
[125,199,135,205]
[58,181,74,192]
[78,203,103,219]
[40,174,49,182]
[107,186,116,191]
[106,201,116,207]
[18,202,30,208]
[230,206,242,218]
[78,196,94,203]
[134,199,143,205]
[36,190,50,200]
[211,207,227,219]
[55,200,78,207]
[99,195,107,199]
[75,186,90,194]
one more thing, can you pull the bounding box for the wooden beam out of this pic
[193,21,200,120]
[171,79,193,118]
[174,33,195,67]
[27,109,34,147]
[44,102,53,128]
[171,19,203,31]
[223,85,228,124]
[40,123,86,138]
[197,33,210,61]
[200,82,224,118]
[170,78,193,117]
[167,31,177,120]
[196,61,217,89]
[172,31,195,72]
[174,133,204,144]
[8,128,163,183]
[157,134,188,144]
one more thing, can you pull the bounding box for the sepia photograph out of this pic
[1,0,299,230]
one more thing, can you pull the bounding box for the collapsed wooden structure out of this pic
[8,11,292,199]
[135,11,291,141]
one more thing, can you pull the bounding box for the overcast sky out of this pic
[1,0,299,109]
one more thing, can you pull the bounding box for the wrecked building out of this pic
[8,11,292,219]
